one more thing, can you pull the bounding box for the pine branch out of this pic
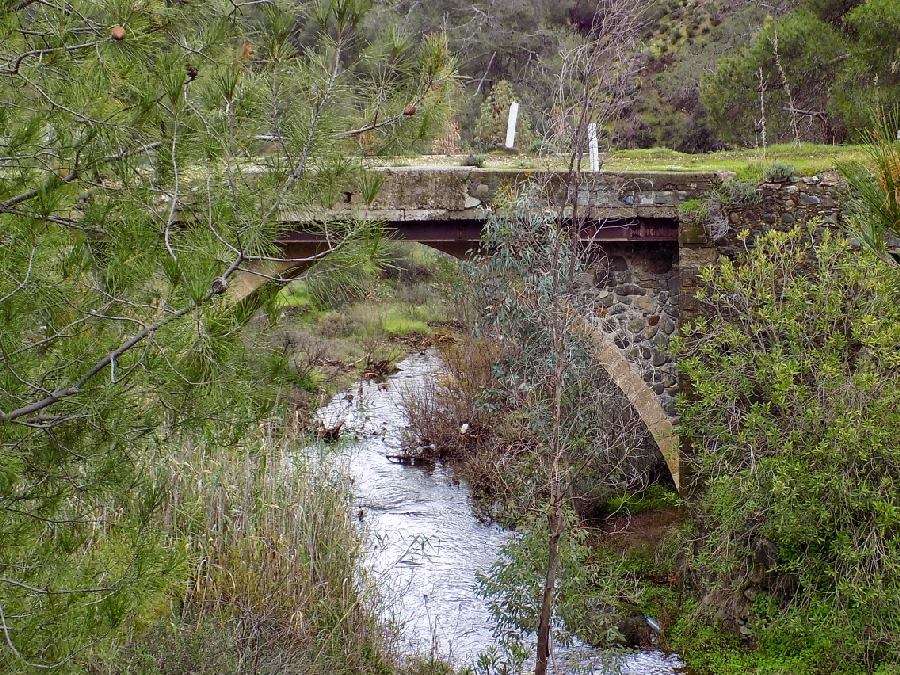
[0,255,243,424]
[0,142,161,212]
[2,40,101,76]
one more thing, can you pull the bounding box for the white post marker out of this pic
[505,101,519,149]
[588,122,600,172]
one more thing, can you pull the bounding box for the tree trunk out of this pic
[535,499,563,675]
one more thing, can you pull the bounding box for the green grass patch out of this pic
[604,143,864,177]
[677,197,709,219]
[605,484,683,516]
[380,309,430,337]
[274,285,317,312]
[371,143,865,177]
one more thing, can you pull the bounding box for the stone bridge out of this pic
[232,165,845,490]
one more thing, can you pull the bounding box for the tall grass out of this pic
[113,426,398,673]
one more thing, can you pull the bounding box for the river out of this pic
[316,350,684,673]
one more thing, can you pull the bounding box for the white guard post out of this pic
[588,122,600,172]
[505,101,519,150]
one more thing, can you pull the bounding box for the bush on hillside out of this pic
[701,11,850,146]
[702,1,900,146]
[473,81,535,151]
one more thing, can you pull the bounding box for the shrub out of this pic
[473,81,535,151]
[477,510,643,657]
[463,153,486,168]
[716,177,760,206]
[318,311,357,338]
[763,161,796,182]
[674,223,900,671]
[400,337,499,458]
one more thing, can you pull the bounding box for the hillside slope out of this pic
[393,0,897,151]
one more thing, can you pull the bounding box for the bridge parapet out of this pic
[280,167,725,251]
[322,166,721,216]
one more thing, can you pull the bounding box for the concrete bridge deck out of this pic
[278,166,721,255]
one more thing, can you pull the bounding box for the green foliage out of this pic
[701,2,900,146]
[380,310,430,337]
[839,106,900,264]
[0,1,452,668]
[478,510,642,654]
[395,0,571,145]
[844,0,900,78]
[474,80,534,151]
[666,592,896,674]
[111,440,395,673]
[678,198,710,221]
[460,210,662,503]
[701,11,843,145]
[763,161,796,182]
[716,177,761,206]
[605,485,683,517]
[360,0,892,151]
[675,223,900,672]
[303,228,393,308]
[463,153,487,168]
[802,0,865,23]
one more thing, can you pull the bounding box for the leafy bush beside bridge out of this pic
[673,224,899,672]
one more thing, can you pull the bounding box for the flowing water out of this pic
[316,350,684,673]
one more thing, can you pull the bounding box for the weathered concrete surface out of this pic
[283,167,722,244]
[349,166,721,211]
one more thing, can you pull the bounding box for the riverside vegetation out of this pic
[0,1,458,671]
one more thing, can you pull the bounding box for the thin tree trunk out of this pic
[535,496,563,675]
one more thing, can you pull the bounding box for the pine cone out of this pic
[211,277,228,295]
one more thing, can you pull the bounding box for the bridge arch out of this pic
[229,245,682,491]
[578,320,680,490]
